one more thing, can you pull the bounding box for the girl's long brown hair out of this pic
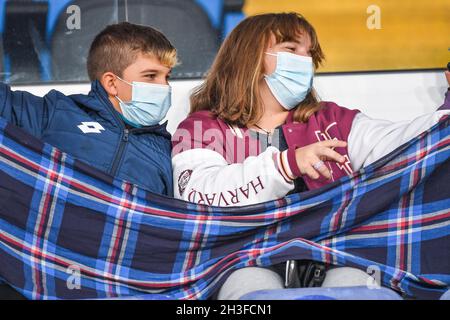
[190,12,325,127]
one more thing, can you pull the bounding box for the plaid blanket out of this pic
[0,116,449,300]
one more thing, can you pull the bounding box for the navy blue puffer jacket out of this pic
[0,80,173,196]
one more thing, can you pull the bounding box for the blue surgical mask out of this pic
[115,76,172,127]
[264,52,314,110]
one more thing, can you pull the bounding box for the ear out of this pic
[100,72,119,97]
[266,33,277,51]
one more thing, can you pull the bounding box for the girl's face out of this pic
[264,32,312,75]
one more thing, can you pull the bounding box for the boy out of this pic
[0,21,177,299]
[0,22,177,195]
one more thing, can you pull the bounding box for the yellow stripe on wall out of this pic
[244,0,450,72]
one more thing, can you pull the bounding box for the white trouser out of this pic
[217,266,372,300]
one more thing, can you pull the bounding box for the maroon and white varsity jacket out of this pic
[171,101,448,207]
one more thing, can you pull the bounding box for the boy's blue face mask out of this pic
[264,52,314,110]
[115,76,172,127]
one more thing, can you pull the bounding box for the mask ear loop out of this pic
[115,75,132,86]
[115,95,125,105]
[113,74,133,107]
[264,52,279,78]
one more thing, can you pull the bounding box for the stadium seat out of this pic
[2,0,49,83]
[239,286,403,300]
[195,0,245,37]
[0,38,4,82]
[50,0,219,82]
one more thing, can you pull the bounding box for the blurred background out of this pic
[246,0,449,73]
[1,0,448,83]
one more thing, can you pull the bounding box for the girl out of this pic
[171,13,449,299]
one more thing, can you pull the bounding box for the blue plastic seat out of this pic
[239,286,403,300]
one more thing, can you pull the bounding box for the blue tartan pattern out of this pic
[0,116,449,300]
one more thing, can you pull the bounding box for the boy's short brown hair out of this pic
[87,22,177,81]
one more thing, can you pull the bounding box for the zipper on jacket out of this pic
[110,128,129,176]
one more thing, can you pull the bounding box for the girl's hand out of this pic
[445,70,450,87]
[295,140,347,180]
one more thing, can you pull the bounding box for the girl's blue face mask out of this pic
[115,76,172,127]
[264,51,314,110]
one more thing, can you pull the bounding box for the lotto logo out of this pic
[77,122,105,134]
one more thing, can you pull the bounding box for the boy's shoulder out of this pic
[37,81,107,112]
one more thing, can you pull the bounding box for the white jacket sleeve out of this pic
[348,110,449,171]
[172,147,296,207]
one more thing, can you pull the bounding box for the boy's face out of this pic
[103,52,172,114]
[115,53,172,102]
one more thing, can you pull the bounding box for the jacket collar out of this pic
[129,120,171,139]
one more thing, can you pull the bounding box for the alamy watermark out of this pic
[66,264,81,290]
[366,265,382,289]
[66,5,81,32]
[367,4,382,30]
